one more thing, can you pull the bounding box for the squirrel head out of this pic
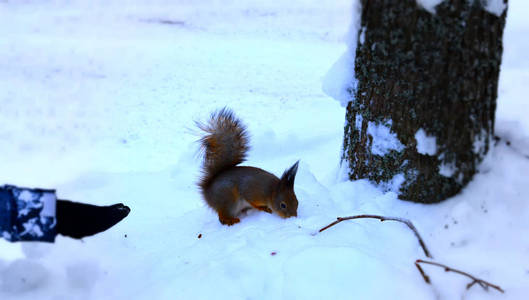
[273,161,299,218]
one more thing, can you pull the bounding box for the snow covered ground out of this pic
[0,0,528,299]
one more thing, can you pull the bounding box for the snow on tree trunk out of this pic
[342,0,508,203]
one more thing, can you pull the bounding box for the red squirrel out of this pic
[197,108,299,225]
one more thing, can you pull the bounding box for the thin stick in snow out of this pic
[318,215,433,258]
[415,259,505,294]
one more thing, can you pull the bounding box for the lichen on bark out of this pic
[342,0,507,203]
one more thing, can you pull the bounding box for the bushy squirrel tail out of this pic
[197,108,249,189]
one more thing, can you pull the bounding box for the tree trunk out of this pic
[342,0,508,203]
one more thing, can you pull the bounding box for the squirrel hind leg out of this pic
[218,211,240,226]
[203,182,242,225]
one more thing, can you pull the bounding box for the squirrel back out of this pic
[197,108,299,226]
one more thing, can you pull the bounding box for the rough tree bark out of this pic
[342,0,508,203]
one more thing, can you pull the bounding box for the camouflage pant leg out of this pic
[0,185,57,242]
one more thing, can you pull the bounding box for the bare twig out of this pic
[415,261,430,284]
[319,215,433,258]
[415,259,504,294]
[139,18,186,26]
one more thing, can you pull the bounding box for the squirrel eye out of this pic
[280,202,287,209]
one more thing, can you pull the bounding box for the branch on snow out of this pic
[318,215,433,258]
[318,216,504,294]
[415,259,505,294]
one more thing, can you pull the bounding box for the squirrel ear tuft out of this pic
[280,160,299,188]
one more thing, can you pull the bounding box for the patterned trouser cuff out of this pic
[0,185,57,242]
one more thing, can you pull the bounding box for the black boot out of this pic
[56,200,130,239]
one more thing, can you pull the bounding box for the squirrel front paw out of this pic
[256,206,272,214]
